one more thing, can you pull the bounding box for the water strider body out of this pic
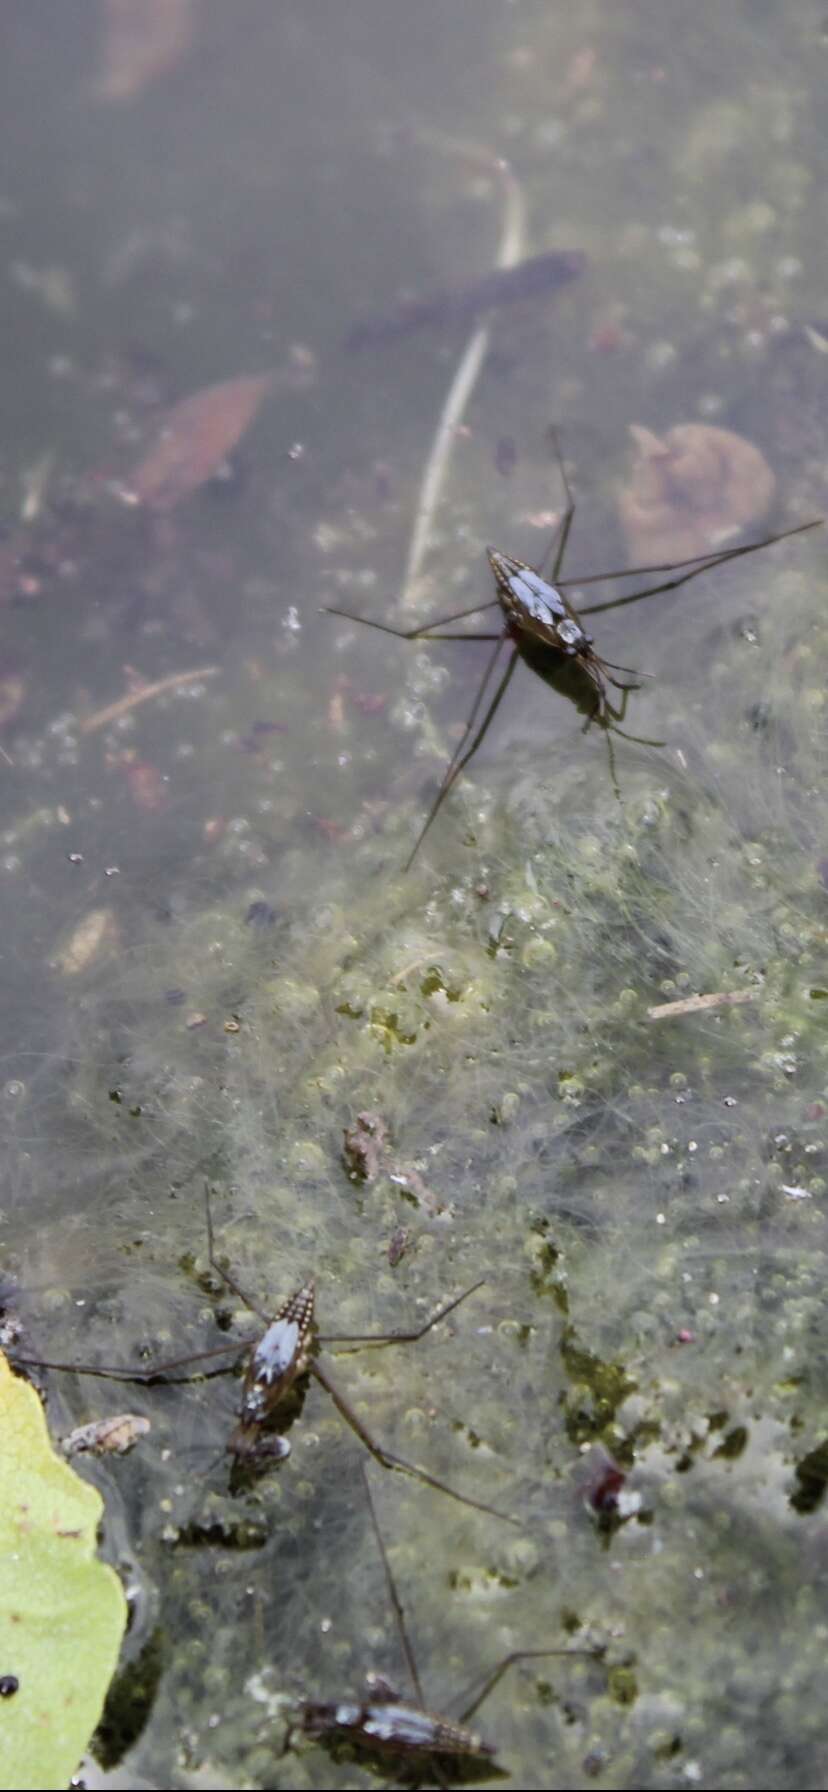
[327,438,821,866]
[11,1188,516,1523]
[485,543,635,726]
[226,1277,316,1465]
[291,1674,497,1769]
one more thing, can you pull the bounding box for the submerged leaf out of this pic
[0,1352,127,1790]
[618,422,776,563]
[124,372,274,510]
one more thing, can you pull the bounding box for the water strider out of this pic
[284,1464,607,1782]
[328,439,822,867]
[11,1187,517,1525]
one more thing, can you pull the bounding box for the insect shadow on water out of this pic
[327,436,821,868]
[284,1462,607,1788]
[11,1186,518,1525]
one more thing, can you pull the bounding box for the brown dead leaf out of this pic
[343,1111,390,1182]
[387,1165,445,1217]
[125,373,274,510]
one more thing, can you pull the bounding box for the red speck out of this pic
[588,321,628,354]
[804,1102,825,1122]
[675,1328,696,1344]
[585,1460,626,1516]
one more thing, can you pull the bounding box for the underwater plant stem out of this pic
[400,148,526,612]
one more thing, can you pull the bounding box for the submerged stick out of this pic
[400,144,527,612]
[80,665,219,734]
[647,989,756,1021]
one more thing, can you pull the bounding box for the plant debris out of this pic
[62,1414,150,1458]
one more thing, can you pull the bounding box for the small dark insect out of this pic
[494,434,518,478]
[244,899,276,927]
[345,249,586,352]
[285,1464,605,1781]
[11,1188,515,1525]
[0,1676,19,1697]
[388,1226,410,1268]
[327,437,822,867]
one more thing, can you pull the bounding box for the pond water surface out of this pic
[1,4,828,1788]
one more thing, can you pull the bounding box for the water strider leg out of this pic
[405,644,519,869]
[319,1278,485,1348]
[363,1467,455,1790]
[559,517,821,589]
[325,597,501,638]
[309,1358,520,1526]
[541,427,576,583]
[407,632,510,856]
[362,1464,424,1706]
[12,1188,269,1387]
[10,1335,252,1385]
[456,1645,602,1727]
[602,720,621,803]
[607,720,665,747]
[600,658,652,678]
[384,631,502,641]
[591,676,665,746]
[579,679,664,801]
[566,523,817,620]
[204,1183,270,1324]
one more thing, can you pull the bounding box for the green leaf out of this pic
[0,1351,127,1790]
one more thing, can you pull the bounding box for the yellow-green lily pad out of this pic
[0,1351,127,1790]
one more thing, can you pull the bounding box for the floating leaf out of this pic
[125,372,274,510]
[0,1352,127,1791]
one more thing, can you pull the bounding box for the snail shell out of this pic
[617,422,776,564]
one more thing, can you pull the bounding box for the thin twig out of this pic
[400,145,526,612]
[647,989,756,1021]
[80,666,219,734]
